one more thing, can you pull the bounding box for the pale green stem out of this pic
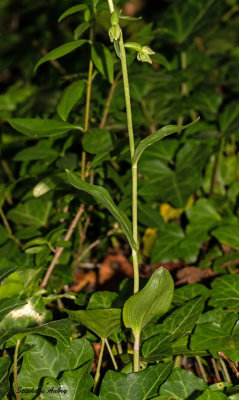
[196,356,207,381]
[220,359,232,383]
[174,355,182,368]
[94,338,105,392]
[105,338,118,370]
[13,339,21,400]
[133,332,140,372]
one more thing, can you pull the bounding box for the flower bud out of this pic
[111,11,119,25]
[137,46,155,64]
[109,24,121,42]
[141,46,155,55]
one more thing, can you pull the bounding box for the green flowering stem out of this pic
[133,332,140,372]
[107,0,139,295]
[94,338,106,392]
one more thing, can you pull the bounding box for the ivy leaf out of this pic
[0,357,11,397]
[66,170,137,250]
[64,308,121,339]
[160,368,207,399]
[197,391,228,399]
[34,40,87,71]
[209,275,239,309]
[41,362,93,400]
[161,296,205,340]
[133,118,199,165]
[100,363,173,400]
[91,43,114,84]
[123,268,174,336]
[57,80,85,121]
[58,4,87,22]
[8,118,76,138]
[142,334,172,361]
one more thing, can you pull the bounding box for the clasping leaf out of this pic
[133,118,200,165]
[123,267,174,336]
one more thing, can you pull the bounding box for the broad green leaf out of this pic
[0,266,18,283]
[172,335,208,358]
[0,357,11,397]
[173,284,210,306]
[195,391,227,399]
[142,334,172,361]
[139,143,212,208]
[7,199,52,227]
[41,362,93,400]
[74,22,90,40]
[57,80,85,121]
[91,43,114,83]
[8,118,75,138]
[151,223,185,263]
[161,297,205,341]
[58,4,87,22]
[133,118,199,165]
[219,101,239,133]
[82,128,116,154]
[100,363,173,400]
[64,308,121,339]
[18,336,93,399]
[158,0,216,44]
[123,268,174,336]
[0,271,24,301]
[212,224,239,251]
[138,203,164,228]
[160,368,207,399]
[66,170,137,250]
[0,297,26,321]
[0,318,72,346]
[34,40,87,71]
[87,291,120,309]
[209,275,239,309]
[33,174,66,197]
[14,145,57,161]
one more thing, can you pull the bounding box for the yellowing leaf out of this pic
[160,195,194,223]
[142,228,158,258]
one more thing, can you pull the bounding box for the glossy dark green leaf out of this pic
[74,22,90,40]
[0,318,72,346]
[57,80,85,121]
[58,4,87,22]
[91,43,114,84]
[100,363,173,400]
[87,291,120,309]
[142,334,172,361]
[18,336,93,396]
[133,118,199,165]
[82,128,116,154]
[160,368,207,399]
[0,266,18,283]
[161,297,205,341]
[0,297,26,321]
[209,275,239,309]
[14,145,57,161]
[66,170,137,250]
[64,308,121,339]
[34,40,87,71]
[138,203,164,228]
[8,118,75,138]
[151,223,185,263]
[173,284,210,306]
[41,361,93,400]
[123,268,174,336]
[212,224,239,251]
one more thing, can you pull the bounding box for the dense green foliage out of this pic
[1,0,239,398]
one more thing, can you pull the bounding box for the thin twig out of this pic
[105,338,118,370]
[41,205,85,288]
[0,208,23,249]
[218,351,239,379]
